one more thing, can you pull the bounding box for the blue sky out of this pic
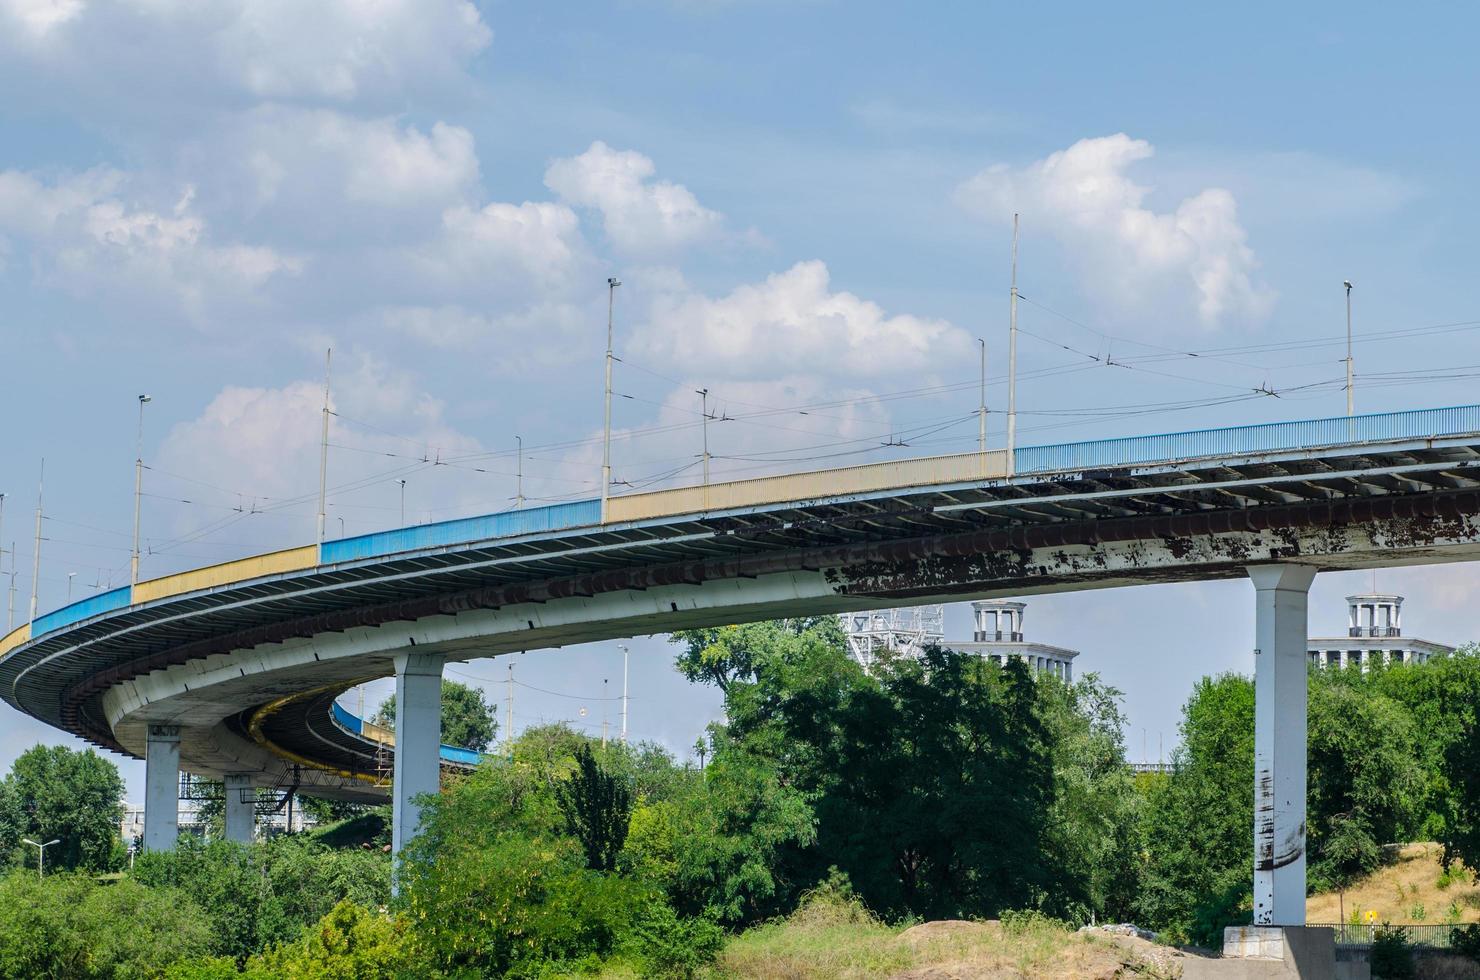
[2,1,1479,799]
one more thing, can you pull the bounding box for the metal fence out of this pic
[1313,923,1473,950]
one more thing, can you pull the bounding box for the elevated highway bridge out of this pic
[9,403,1480,918]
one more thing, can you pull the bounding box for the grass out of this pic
[1307,843,1480,925]
[697,893,1178,979]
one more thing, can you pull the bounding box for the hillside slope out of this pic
[1307,843,1480,925]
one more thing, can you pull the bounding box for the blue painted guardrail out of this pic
[30,585,133,638]
[330,701,483,767]
[321,498,602,564]
[1014,404,1480,476]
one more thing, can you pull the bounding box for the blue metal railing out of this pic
[1014,405,1480,475]
[321,499,601,564]
[329,700,485,768]
[30,585,132,638]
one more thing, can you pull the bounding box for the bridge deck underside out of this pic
[7,438,1480,776]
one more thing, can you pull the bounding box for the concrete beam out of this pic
[1248,563,1318,926]
[223,773,254,844]
[391,651,444,889]
[143,724,181,852]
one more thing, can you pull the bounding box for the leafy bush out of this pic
[1370,924,1415,980]
[1451,923,1480,962]
[401,832,655,976]
[133,835,389,961]
[0,872,212,978]
[620,898,726,979]
[1000,908,1072,933]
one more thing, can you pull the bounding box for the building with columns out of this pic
[947,599,1079,681]
[1307,593,1453,670]
[841,598,1079,678]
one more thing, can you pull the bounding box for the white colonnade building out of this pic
[1307,593,1452,670]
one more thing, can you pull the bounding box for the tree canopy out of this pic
[373,678,498,752]
[0,744,124,873]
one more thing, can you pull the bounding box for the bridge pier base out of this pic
[143,724,181,853]
[391,651,445,891]
[224,773,255,843]
[1247,563,1317,926]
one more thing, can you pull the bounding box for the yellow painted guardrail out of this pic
[608,449,1008,523]
[0,624,30,661]
[133,545,319,604]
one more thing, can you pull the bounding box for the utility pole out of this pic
[317,350,332,545]
[619,643,629,744]
[505,662,514,757]
[697,389,711,485]
[977,339,987,454]
[28,461,43,626]
[601,678,609,749]
[6,546,15,632]
[514,437,525,509]
[602,278,621,519]
[131,394,151,585]
[1344,280,1355,417]
[1007,213,1019,478]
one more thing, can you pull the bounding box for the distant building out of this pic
[948,599,1078,682]
[842,598,1079,679]
[1307,593,1453,670]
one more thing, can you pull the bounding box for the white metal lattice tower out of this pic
[840,605,945,669]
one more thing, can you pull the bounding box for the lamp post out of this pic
[21,838,59,879]
[602,277,621,518]
[131,394,151,586]
[1344,280,1355,417]
[399,480,406,526]
[67,572,75,602]
[618,643,629,743]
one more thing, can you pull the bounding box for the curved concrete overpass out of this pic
[9,403,1480,911]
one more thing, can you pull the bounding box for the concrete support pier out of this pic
[1247,564,1318,926]
[391,651,445,881]
[223,773,255,844]
[143,724,181,853]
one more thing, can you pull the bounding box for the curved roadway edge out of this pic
[8,405,1480,798]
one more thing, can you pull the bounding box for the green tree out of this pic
[245,900,417,979]
[1306,682,1425,889]
[1037,673,1143,923]
[1136,674,1255,945]
[556,743,633,872]
[0,744,124,872]
[372,678,498,752]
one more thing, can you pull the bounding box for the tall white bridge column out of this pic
[143,724,181,852]
[391,651,445,887]
[1247,563,1317,926]
[223,773,255,844]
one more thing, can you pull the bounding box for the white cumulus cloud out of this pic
[956,133,1274,327]
[545,141,723,253]
[634,260,972,377]
[0,167,299,322]
[1,0,490,109]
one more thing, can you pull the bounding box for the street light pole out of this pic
[131,394,151,586]
[977,338,987,454]
[514,437,525,510]
[619,643,629,744]
[697,389,711,486]
[21,838,59,879]
[1344,280,1355,417]
[398,479,406,526]
[1007,213,1019,478]
[28,461,43,626]
[316,350,332,546]
[602,278,621,519]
